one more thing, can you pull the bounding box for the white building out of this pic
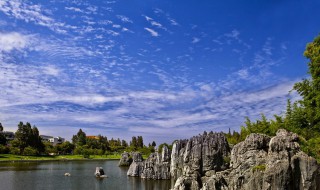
[40,135,65,146]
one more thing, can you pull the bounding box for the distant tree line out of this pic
[0,123,157,157]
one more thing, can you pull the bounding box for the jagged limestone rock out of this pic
[202,129,320,190]
[171,132,230,190]
[125,129,320,190]
[127,152,144,176]
[140,145,171,179]
[118,152,133,166]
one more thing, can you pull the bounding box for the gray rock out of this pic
[127,146,172,179]
[127,152,144,176]
[202,129,320,190]
[140,145,171,179]
[171,132,230,190]
[170,139,188,180]
[132,151,143,162]
[126,129,320,190]
[118,152,132,166]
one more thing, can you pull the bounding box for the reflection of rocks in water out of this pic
[143,178,172,190]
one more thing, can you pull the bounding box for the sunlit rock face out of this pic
[141,145,171,180]
[201,129,320,190]
[125,129,320,190]
[127,152,144,176]
[171,132,230,190]
[118,152,132,166]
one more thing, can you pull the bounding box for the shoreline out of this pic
[0,154,121,163]
[0,158,120,163]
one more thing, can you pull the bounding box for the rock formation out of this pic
[140,145,171,179]
[118,152,132,166]
[201,129,320,190]
[171,132,230,190]
[125,129,320,190]
[127,152,144,176]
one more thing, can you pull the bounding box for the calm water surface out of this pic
[0,160,171,190]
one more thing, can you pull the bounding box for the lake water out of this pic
[0,160,172,190]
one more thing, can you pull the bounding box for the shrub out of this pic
[223,156,231,165]
[0,145,9,154]
[9,147,20,155]
[23,146,38,156]
[252,164,266,172]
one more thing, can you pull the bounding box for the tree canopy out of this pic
[14,122,44,155]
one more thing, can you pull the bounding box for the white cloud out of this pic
[192,37,200,44]
[221,81,294,104]
[237,69,249,79]
[112,24,121,28]
[0,0,70,33]
[169,19,179,26]
[225,29,240,39]
[42,65,60,77]
[151,21,162,28]
[117,15,133,23]
[86,6,98,14]
[143,15,153,21]
[0,32,29,52]
[65,7,84,13]
[144,28,159,37]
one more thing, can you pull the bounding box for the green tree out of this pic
[158,143,171,153]
[137,136,144,148]
[14,122,44,155]
[72,129,87,146]
[57,141,75,154]
[130,136,137,148]
[0,122,6,145]
[121,140,128,147]
[31,126,45,153]
[151,141,156,147]
[14,122,33,154]
[293,35,320,139]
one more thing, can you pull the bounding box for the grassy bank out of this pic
[0,154,122,162]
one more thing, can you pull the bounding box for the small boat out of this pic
[95,167,107,178]
[64,173,71,176]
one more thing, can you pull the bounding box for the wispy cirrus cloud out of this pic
[144,27,159,37]
[0,0,70,33]
[0,0,305,144]
[117,15,133,23]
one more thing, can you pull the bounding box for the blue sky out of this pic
[0,0,320,144]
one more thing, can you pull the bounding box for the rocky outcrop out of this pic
[201,129,320,190]
[118,152,132,166]
[171,132,230,190]
[127,152,144,176]
[125,129,320,190]
[140,145,171,179]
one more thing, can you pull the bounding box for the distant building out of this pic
[40,135,65,146]
[86,135,99,140]
[0,131,15,141]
